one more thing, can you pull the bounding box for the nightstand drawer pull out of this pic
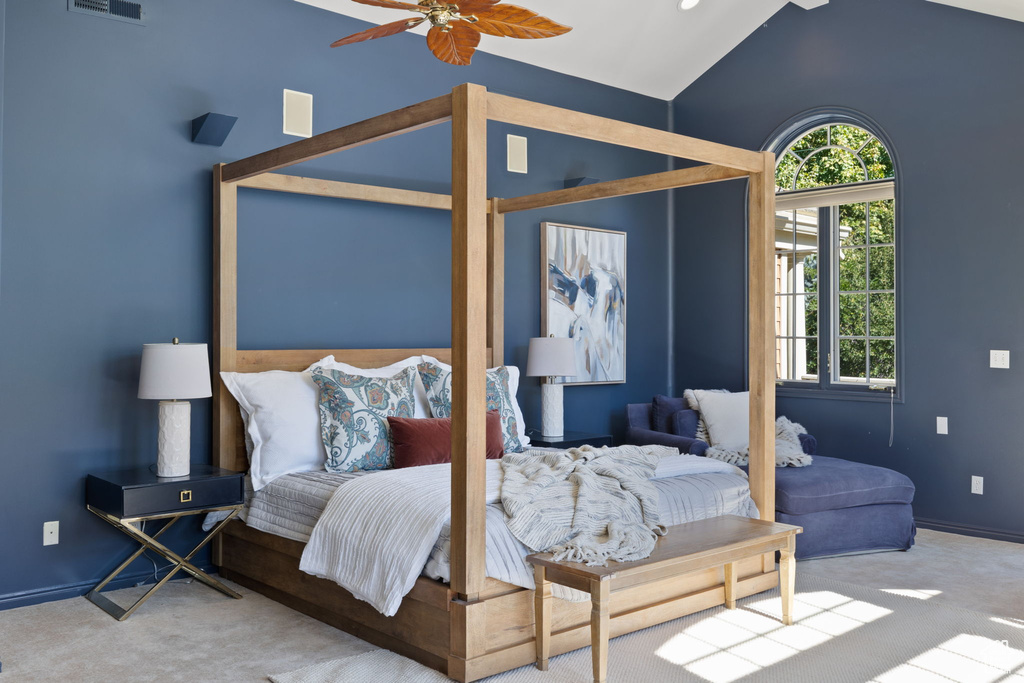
[180,490,192,503]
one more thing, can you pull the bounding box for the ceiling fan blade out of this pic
[331,17,425,47]
[348,0,425,10]
[427,23,480,66]
[454,0,501,10]
[470,5,572,39]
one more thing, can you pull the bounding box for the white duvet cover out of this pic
[298,453,749,617]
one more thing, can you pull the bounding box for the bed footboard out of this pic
[217,522,777,682]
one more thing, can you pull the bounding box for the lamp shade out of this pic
[526,337,577,378]
[138,342,213,400]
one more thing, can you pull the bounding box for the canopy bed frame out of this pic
[212,83,777,681]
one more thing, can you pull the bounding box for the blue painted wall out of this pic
[672,0,1024,539]
[0,0,672,605]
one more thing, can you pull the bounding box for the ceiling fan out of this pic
[331,0,572,66]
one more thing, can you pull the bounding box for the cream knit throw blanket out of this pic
[500,445,670,566]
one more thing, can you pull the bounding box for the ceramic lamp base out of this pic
[540,382,564,438]
[157,400,191,478]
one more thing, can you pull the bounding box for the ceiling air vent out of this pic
[68,0,144,25]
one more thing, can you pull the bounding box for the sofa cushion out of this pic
[771,456,915,515]
[691,390,749,447]
[652,395,688,433]
[670,410,699,439]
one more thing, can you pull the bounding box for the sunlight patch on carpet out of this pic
[872,634,1024,683]
[992,616,1024,630]
[655,590,892,683]
[880,588,942,600]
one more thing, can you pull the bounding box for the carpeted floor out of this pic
[797,529,1024,620]
[0,529,1021,682]
[267,574,1024,683]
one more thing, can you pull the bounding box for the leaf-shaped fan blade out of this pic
[349,0,425,10]
[331,18,425,47]
[455,0,501,11]
[427,23,480,65]
[470,5,572,39]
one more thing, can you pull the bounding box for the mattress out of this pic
[242,466,759,592]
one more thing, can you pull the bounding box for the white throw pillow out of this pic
[690,390,749,448]
[421,356,530,448]
[221,368,326,491]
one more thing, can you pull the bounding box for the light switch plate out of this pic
[990,350,1010,369]
[936,416,948,435]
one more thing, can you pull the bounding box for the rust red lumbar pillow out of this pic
[388,410,504,468]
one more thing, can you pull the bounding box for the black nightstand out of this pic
[85,464,244,620]
[527,430,614,449]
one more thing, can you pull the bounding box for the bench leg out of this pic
[724,561,738,609]
[591,578,610,683]
[534,565,552,671]
[779,535,796,625]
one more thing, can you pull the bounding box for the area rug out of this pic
[270,574,1024,683]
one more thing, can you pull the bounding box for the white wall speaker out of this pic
[507,134,528,174]
[283,89,313,138]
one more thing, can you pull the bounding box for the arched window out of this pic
[771,119,897,394]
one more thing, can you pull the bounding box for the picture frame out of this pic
[541,222,627,385]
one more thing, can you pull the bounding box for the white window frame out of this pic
[771,122,899,400]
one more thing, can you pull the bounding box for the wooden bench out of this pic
[526,515,802,683]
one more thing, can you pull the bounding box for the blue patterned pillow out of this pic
[417,362,524,453]
[311,366,417,472]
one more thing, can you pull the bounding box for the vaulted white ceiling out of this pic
[297,0,1024,100]
[926,0,1024,23]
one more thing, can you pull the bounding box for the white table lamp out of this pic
[526,336,577,438]
[138,339,212,478]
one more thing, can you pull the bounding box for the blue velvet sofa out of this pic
[626,396,916,559]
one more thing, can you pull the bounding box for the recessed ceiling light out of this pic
[679,0,700,9]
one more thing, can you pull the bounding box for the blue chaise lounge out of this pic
[626,396,916,559]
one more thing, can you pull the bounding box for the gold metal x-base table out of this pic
[85,504,243,620]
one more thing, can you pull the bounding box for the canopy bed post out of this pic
[212,163,239,474]
[212,163,239,564]
[449,83,489,603]
[747,152,777,552]
[487,198,504,365]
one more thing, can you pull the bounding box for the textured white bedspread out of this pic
[298,460,504,617]
[297,453,753,616]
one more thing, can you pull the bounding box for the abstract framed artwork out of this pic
[541,222,626,385]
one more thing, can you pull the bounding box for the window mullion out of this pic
[819,206,833,391]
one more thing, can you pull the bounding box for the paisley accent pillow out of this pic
[417,362,524,453]
[311,366,417,473]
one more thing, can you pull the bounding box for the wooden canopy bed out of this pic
[212,83,777,681]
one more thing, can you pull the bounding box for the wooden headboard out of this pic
[215,347,494,474]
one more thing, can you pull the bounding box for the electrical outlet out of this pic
[936,417,948,435]
[43,521,59,546]
[990,350,1010,369]
[971,476,984,495]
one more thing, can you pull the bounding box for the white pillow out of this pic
[421,356,530,448]
[221,369,325,491]
[690,390,749,448]
[316,355,431,419]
